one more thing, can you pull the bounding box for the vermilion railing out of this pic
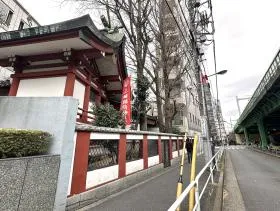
[68,125,186,196]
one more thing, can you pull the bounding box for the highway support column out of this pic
[257,119,268,149]
[244,127,250,145]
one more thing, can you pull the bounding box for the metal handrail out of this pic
[235,49,280,129]
[168,147,224,211]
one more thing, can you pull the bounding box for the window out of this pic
[18,21,24,30]
[5,11,13,26]
[173,110,183,125]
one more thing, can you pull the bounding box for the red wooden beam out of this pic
[24,63,67,70]
[11,69,69,79]
[24,52,64,62]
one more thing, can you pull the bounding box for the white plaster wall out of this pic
[90,133,120,140]
[148,155,159,167]
[126,134,143,140]
[173,151,178,158]
[73,80,85,108]
[86,165,119,189]
[17,77,66,97]
[126,159,144,175]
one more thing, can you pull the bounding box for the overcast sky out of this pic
[18,0,280,131]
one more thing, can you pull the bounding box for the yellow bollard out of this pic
[175,132,188,211]
[188,134,198,211]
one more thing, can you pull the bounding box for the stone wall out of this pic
[0,97,78,210]
[0,155,60,211]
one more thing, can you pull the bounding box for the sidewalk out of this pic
[223,151,246,211]
[79,155,207,211]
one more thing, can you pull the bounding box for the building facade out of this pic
[0,0,39,94]
[159,0,202,136]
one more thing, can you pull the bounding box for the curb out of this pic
[222,150,246,211]
[249,147,280,158]
[212,152,225,211]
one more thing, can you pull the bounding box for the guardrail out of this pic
[168,147,224,211]
[235,49,280,129]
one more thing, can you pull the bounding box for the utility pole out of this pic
[236,96,241,116]
[236,96,251,116]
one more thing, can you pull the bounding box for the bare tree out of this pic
[144,0,196,133]
[63,0,152,130]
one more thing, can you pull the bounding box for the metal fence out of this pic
[87,139,118,171]
[126,140,142,162]
[168,147,224,211]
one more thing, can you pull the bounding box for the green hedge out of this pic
[0,129,51,159]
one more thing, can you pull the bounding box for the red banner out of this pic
[120,77,131,126]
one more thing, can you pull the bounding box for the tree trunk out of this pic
[155,72,165,132]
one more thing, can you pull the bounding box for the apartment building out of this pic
[158,0,202,135]
[0,0,39,95]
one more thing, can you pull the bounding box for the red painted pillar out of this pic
[169,137,173,160]
[8,77,20,96]
[70,131,90,195]
[177,137,180,156]
[143,135,148,169]
[118,134,127,178]
[158,136,162,163]
[82,84,90,122]
[64,72,75,96]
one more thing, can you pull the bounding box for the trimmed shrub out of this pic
[0,129,51,159]
[92,104,125,128]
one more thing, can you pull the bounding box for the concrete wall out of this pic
[0,155,60,211]
[0,97,78,211]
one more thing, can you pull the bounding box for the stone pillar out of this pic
[257,119,268,149]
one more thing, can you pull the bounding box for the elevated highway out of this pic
[235,49,280,148]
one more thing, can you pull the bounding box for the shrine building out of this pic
[0,15,127,122]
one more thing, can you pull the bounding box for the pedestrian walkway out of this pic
[79,155,207,211]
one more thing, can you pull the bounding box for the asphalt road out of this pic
[228,148,280,211]
[81,155,207,211]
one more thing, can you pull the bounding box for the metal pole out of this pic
[201,82,212,161]
[175,132,188,211]
[236,96,241,116]
[188,134,198,211]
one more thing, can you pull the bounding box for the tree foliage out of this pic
[92,104,125,128]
